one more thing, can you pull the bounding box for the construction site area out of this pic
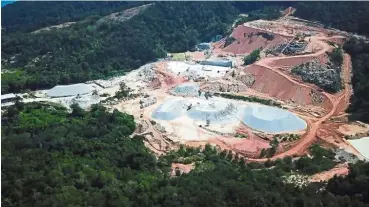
[5,8,368,181]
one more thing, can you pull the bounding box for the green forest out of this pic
[1,2,238,93]
[2,102,369,206]
[1,2,289,94]
[1,1,147,33]
[294,2,369,36]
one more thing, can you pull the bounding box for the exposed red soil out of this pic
[241,35,350,162]
[309,163,349,182]
[282,7,296,17]
[245,64,329,107]
[153,62,187,89]
[267,54,329,69]
[187,130,270,159]
[171,163,195,176]
[317,123,347,146]
[317,122,365,158]
[187,51,206,61]
[334,54,353,116]
[257,36,337,69]
[218,25,291,54]
[248,93,345,162]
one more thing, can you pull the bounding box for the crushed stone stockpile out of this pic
[187,100,241,124]
[151,98,186,120]
[171,82,200,97]
[151,97,307,134]
[292,60,342,93]
[241,104,307,133]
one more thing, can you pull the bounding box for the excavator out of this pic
[184,103,195,111]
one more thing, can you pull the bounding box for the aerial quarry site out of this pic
[6,7,369,182]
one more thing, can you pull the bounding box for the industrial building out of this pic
[46,83,95,98]
[199,59,233,68]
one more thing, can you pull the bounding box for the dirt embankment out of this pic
[309,163,349,182]
[171,163,194,176]
[266,55,329,69]
[152,62,187,89]
[334,53,353,116]
[244,64,330,107]
[219,25,291,54]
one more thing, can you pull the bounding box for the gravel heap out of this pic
[292,60,342,93]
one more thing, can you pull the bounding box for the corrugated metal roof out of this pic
[1,93,16,100]
[46,83,94,97]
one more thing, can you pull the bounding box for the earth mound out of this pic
[218,25,290,54]
[245,65,329,106]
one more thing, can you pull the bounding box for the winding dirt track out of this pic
[247,35,350,162]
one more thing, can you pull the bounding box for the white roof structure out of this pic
[348,137,369,160]
[1,93,16,100]
[46,83,94,98]
[200,59,233,67]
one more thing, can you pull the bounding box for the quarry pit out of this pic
[5,14,367,163]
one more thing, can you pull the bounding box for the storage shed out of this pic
[200,59,233,68]
[46,83,94,98]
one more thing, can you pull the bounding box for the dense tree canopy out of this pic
[343,38,369,123]
[244,49,261,65]
[294,2,369,36]
[1,1,146,33]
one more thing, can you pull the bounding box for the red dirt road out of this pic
[309,163,349,182]
[334,54,353,115]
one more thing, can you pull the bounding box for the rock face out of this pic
[275,41,308,55]
[201,81,248,93]
[138,64,155,82]
[292,60,342,93]
[236,73,255,87]
[140,96,157,108]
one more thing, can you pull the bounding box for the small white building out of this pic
[200,59,234,68]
